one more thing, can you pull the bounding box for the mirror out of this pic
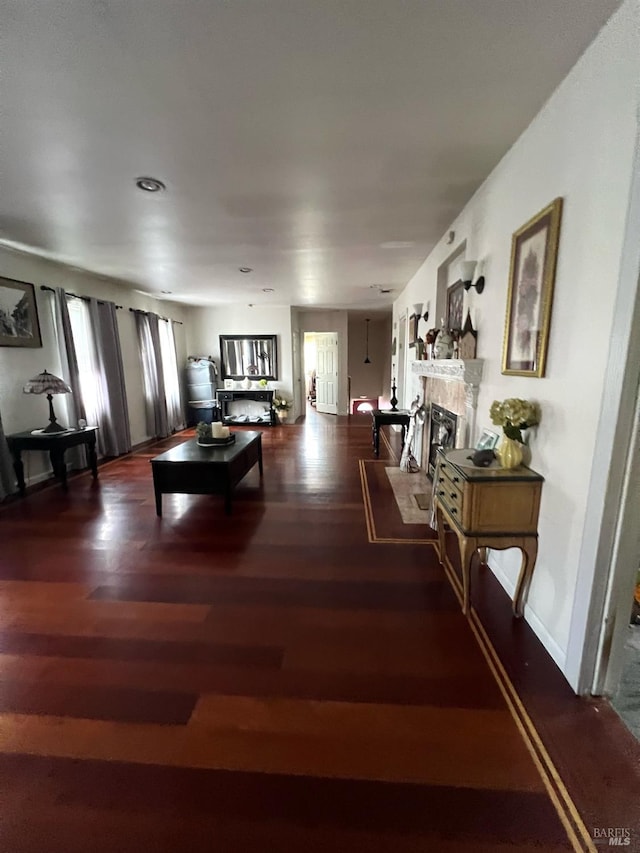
[219,334,278,380]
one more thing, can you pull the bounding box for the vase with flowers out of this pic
[273,393,293,423]
[489,398,540,469]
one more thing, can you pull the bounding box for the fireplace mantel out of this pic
[411,358,484,387]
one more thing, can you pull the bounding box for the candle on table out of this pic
[211,422,224,438]
[220,426,230,439]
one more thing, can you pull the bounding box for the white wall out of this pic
[348,315,392,406]
[0,245,191,483]
[393,0,640,686]
[186,303,294,411]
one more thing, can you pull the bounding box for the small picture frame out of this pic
[476,428,499,451]
[0,276,42,348]
[223,379,234,390]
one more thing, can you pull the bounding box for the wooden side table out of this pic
[371,409,410,457]
[433,448,544,617]
[6,427,99,495]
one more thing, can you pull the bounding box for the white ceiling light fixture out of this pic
[135,177,166,193]
[262,288,274,293]
[239,267,253,274]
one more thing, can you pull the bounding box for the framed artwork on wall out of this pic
[0,277,42,348]
[502,197,563,377]
[446,280,464,331]
[408,313,418,347]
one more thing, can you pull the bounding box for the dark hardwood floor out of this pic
[0,410,638,852]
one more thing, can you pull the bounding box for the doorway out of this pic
[303,332,339,416]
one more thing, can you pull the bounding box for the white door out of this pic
[315,332,338,414]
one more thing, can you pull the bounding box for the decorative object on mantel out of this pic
[457,311,477,360]
[390,378,398,411]
[490,398,540,469]
[425,327,439,359]
[23,370,72,433]
[433,319,453,359]
[0,276,42,348]
[502,197,563,377]
[241,376,252,390]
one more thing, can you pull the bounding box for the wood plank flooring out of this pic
[0,411,627,851]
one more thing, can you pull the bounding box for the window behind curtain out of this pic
[158,320,184,431]
[66,298,101,427]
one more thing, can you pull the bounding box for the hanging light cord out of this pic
[364,318,371,364]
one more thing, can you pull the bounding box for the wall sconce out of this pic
[412,302,430,322]
[459,260,485,294]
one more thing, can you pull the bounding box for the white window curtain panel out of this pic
[87,298,132,456]
[135,311,170,439]
[159,319,185,432]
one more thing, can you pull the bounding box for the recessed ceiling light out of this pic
[239,267,253,274]
[160,290,172,294]
[135,177,166,192]
[380,241,414,249]
[262,288,274,293]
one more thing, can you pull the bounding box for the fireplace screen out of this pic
[427,404,458,479]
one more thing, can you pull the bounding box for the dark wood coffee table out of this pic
[150,431,263,516]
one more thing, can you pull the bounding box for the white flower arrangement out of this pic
[273,394,292,411]
[490,398,540,443]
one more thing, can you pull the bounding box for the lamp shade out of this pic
[459,260,477,284]
[412,303,423,318]
[23,370,72,395]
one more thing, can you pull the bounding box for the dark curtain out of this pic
[135,312,169,438]
[88,298,132,456]
[0,407,16,500]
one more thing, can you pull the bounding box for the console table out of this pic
[371,409,410,457]
[6,427,99,495]
[433,448,543,617]
[216,389,276,426]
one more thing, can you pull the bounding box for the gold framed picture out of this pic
[502,198,563,377]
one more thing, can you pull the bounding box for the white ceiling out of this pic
[1,0,620,310]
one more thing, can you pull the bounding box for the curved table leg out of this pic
[512,538,538,617]
[459,536,478,616]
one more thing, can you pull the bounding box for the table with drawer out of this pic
[433,448,544,617]
[216,389,276,426]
